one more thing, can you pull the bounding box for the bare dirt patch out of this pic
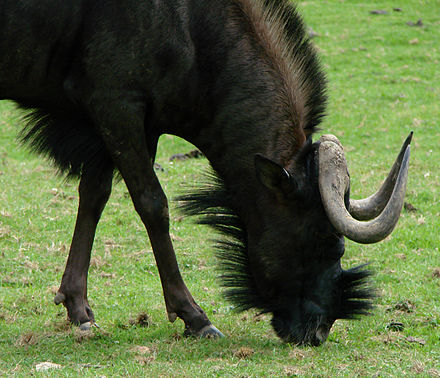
[392,300,415,313]
[432,268,440,278]
[405,336,426,346]
[411,361,425,374]
[284,366,304,376]
[16,332,39,347]
[73,328,95,343]
[169,149,203,162]
[129,312,151,327]
[131,344,157,365]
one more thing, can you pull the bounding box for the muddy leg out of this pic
[94,103,222,338]
[54,166,113,329]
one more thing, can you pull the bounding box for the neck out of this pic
[178,0,324,220]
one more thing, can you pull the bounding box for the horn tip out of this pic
[404,144,411,161]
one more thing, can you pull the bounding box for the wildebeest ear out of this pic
[254,154,294,195]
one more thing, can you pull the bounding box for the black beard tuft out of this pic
[177,173,271,312]
[336,265,375,319]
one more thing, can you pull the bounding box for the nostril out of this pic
[315,326,330,345]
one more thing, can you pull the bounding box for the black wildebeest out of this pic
[0,0,411,345]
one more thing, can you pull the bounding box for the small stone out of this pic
[80,322,92,331]
[308,27,320,38]
[35,362,62,372]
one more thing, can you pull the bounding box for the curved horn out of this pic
[318,134,410,244]
[349,132,413,220]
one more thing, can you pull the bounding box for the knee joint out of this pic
[137,191,170,230]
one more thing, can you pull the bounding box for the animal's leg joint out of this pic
[54,292,66,305]
[167,311,178,323]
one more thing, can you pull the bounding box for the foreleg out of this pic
[92,101,222,337]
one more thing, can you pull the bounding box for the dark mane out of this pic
[232,0,327,134]
[177,173,261,311]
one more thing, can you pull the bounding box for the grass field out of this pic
[0,0,439,376]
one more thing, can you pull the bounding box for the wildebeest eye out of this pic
[315,232,344,259]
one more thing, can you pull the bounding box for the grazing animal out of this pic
[0,0,411,345]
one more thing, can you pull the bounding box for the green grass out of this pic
[1,0,439,376]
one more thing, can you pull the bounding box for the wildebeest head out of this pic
[205,134,410,346]
[180,134,410,346]
[245,133,411,345]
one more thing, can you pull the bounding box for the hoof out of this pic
[185,324,224,339]
[54,292,66,305]
[79,322,92,331]
[200,325,224,338]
